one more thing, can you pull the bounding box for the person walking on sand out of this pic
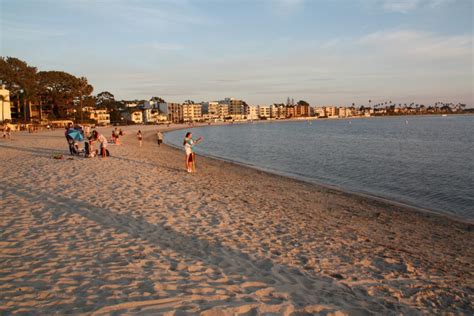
[137,130,143,147]
[183,132,202,173]
[157,131,163,146]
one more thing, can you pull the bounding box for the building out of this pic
[324,106,338,118]
[183,103,202,122]
[258,105,271,119]
[221,98,245,119]
[0,85,12,122]
[89,109,110,125]
[286,106,296,118]
[271,104,286,119]
[167,103,184,123]
[337,107,351,118]
[122,109,143,124]
[143,108,167,124]
[207,101,220,119]
[246,105,259,120]
[207,102,229,120]
[295,104,310,117]
[314,107,325,117]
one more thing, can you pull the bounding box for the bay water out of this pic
[165,115,474,221]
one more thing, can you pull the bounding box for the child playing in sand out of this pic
[183,132,202,173]
[137,130,143,147]
[91,130,108,158]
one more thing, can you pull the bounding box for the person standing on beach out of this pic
[157,131,163,146]
[137,130,143,147]
[65,123,75,155]
[183,132,202,173]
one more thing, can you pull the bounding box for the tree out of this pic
[96,91,115,106]
[0,57,39,122]
[76,76,93,123]
[297,100,309,106]
[150,96,165,103]
[37,71,83,119]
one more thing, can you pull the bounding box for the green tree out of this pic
[0,57,39,121]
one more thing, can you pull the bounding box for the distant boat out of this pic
[442,114,448,117]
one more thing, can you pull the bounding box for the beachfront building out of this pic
[220,97,246,120]
[206,101,219,119]
[337,107,351,118]
[295,103,310,117]
[168,103,184,123]
[89,109,110,125]
[314,107,325,117]
[183,103,202,122]
[122,109,143,124]
[258,105,271,119]
[286,106,296,118]
[324,106,338,118]
[157,102,183,123]
[246,105,259,120]
[218,103,229,119]
[271,104,286,119]
[0,84,12,122]
[143,108,167,124]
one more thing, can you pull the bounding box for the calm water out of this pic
[166,116,474,220]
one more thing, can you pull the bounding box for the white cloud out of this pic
[266,0,306,16]
[358,30,472,60]
[362,0,453,13]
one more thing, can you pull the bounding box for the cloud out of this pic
[64,0,211,28]
[358,30,472,61]
[1,21,67,40]
[266,0,306,16]
[362,0,453,13]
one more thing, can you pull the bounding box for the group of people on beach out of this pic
[63,123,203,173]
[64,123,109,158]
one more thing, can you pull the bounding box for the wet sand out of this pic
[0,125,472,315]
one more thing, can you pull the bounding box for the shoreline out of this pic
[162,123,473,225]
[1,126,472,314]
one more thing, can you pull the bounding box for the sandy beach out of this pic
[0,125,472,315]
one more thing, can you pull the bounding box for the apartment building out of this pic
[247,105,259,120]
[271,104,286,119]
[183,103,202,122]
[89,109,110,125]
[258,105,271,118]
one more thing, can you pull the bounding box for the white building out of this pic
[143,108,167,124]
[246,105,259,120]
[123,109,143,124]
[258,105,271,118]
[0,85,12,122]
[337,107,351,118]
[271,104,286,119]
[89,109,110,125]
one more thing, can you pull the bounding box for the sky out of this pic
[1,0,473,106]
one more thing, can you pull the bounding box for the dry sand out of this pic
[0,125,473,315]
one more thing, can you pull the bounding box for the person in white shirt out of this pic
[183,132,202,173]
[91,130,108,158]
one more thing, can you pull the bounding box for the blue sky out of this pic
[1,0,472,106]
